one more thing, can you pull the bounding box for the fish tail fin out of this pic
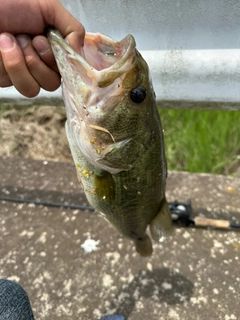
[150,197,173,242]
[134,234,153,257]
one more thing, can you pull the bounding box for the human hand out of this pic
[0,0,85,97]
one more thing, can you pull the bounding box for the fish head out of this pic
[48,30,157,173]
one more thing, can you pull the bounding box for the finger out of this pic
[0,51,12,87]
[0,33,40,97]
[32,35,59,73]
[45,0,85,53]
[65,32,86,57]
[16,34,61,91]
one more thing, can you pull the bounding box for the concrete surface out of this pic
[0,157,240,319]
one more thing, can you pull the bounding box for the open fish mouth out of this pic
[48,29,138,173]
[48,29,136,90]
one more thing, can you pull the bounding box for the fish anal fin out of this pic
[150,197,173,242]
[134,234,153,257]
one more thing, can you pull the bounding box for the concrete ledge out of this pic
[0,157,240,319]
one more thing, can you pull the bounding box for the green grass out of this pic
[160,109,240,175]
[1,105,239,175]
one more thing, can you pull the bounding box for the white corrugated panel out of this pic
[1,0,240,109]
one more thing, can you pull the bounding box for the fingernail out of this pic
[16,34,30,49]
[34,39,50,55]
[0,34,14,51]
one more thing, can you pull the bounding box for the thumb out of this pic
[45,0,85,53]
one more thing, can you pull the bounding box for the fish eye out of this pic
[130,87,147,104]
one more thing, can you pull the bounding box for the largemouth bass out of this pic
[48,29,173,256]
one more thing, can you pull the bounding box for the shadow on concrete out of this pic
[110,268,194,319]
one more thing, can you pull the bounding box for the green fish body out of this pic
[48,30,173,256]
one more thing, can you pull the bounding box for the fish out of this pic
[48,29,173,257]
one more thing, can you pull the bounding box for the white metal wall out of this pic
[1,0,240,109]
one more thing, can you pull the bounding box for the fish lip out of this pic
[48,29,92,73]
[48,29,136,86]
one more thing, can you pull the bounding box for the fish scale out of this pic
[48,29,173,256]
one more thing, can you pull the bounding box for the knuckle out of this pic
[4,59,24,74]
[25,54,38,70]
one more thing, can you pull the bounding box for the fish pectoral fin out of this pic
[96,138,133,173]
[133,234,153,257]
[149,197,173,242]
[100,138,132,156]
